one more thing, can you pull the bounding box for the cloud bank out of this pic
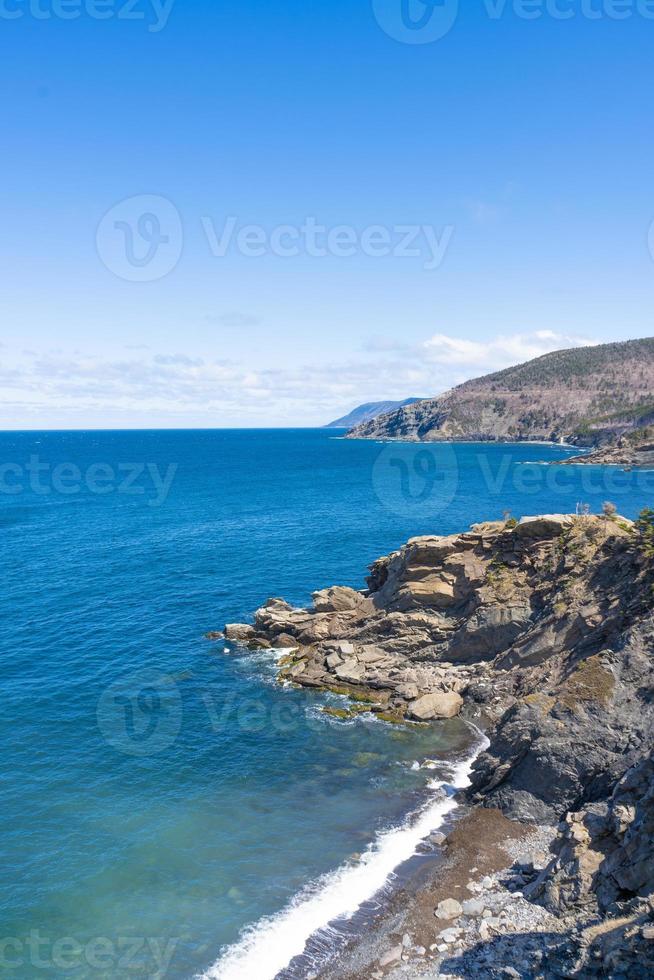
[0,330,596,428]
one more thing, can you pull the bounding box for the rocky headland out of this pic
[556,426,654,470]
[347,338,654,451]
[220,510,654,977]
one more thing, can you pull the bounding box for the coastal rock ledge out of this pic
[220,511,654,977]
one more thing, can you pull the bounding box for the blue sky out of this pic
[2,0,654,427]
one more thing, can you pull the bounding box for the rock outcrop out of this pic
[217,510,654,973]
[557,425,654,468]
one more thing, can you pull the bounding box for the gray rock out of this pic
[395,682,420,700]
[378,945,402,967]
[515,514,575,538]
[334,659,365,683]
[357,648,390,665]
[312,586,372,614]
[274,633,298,648]
[435,898,463,920]
[462,897,487,916]
[447,604,532,663]
[408,691,463,721]
[224,623,255,641]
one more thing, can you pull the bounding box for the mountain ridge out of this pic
[325,398,422,429]
[347,337,654,447]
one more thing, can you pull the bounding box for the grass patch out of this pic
[321,706,370,720]
[523,693,555,715]
[323,683,384,704]
[559,655,615,710]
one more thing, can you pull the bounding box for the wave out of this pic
[198,727,489,980]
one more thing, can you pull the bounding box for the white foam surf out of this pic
[199,729,489,980]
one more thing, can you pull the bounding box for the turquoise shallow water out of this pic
[1,429,652,979]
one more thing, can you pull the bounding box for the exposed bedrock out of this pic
[220,511,654,967]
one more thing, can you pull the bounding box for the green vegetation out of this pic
[322,683,382,704]
[321,705,370,720]
[635,507,654,558]
[353,337,654,447]
[560,655,616,710]
[477,339,654,391]
[373,710,408,725]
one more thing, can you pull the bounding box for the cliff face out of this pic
[325,398,422,429]
[558,424,654,468]
[347,338,654,446]
[224,511,654,967]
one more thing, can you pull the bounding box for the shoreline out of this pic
[201,727,487,980]
[213,511,654,978]
[316,808,560,980]
[348,436,581,450]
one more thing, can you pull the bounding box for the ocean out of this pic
[2,429,652,979]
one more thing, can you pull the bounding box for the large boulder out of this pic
[515,515,575,539]
[407,691,463,721]
[405,536,459,564]
[224,623,255,642]
[397,576,456,610]
[334,659,365,683]
[312,586,373,614]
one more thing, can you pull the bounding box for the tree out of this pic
[635,508,654,558]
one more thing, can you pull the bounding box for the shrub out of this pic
[635,507,654,558]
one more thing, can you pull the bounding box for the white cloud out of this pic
[464,200,501,224]
[0,329,599,427]
[422,330,596,371]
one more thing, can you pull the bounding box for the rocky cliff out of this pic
[325,398,422,429]
[223,510,654,973]
[347,337,654,447]
[558,424,654,468]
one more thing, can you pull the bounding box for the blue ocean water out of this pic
[1,429,652,979]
